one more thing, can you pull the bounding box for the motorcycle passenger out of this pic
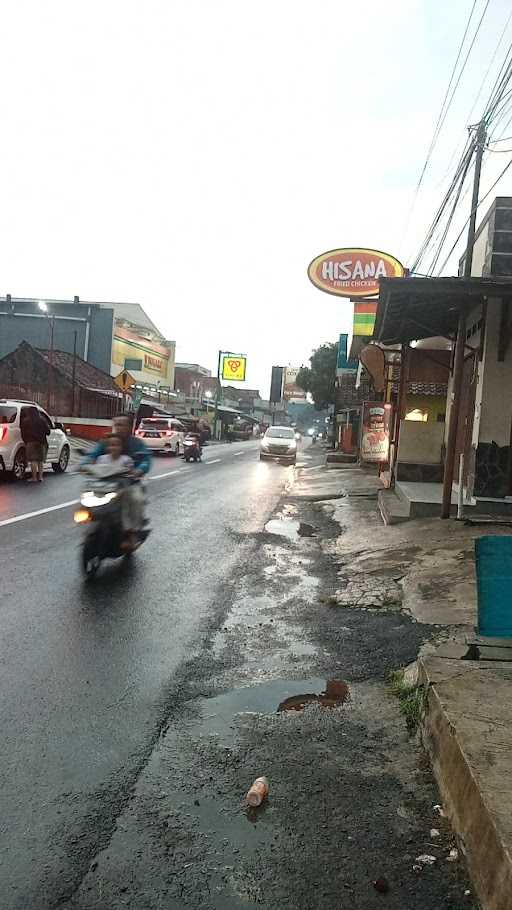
[95,433,144,551]
[184,431,202,456]
[80,413,152,529]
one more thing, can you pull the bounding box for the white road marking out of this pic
[205,458,221,464]
[0,467,191,528]
[0,500,78,528]
[234,451,245,456]
[147,470,181,482]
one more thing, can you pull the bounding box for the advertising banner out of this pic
[283,366,306,400]
[307,248,404,299]
[360,402,392,463]
[336,334,358,374]
[221,354,247,382]
[112,325,172,381]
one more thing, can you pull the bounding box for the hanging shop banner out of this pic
[360,402,392,463]
[221,353,247,382]
[307,248,404,298]
[353,300,378,336]
[336,333,358,374]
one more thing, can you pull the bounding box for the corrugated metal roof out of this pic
[374,276,512,345]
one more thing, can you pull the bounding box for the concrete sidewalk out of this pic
[295,460,512,910]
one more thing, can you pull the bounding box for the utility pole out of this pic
[441,120,486,519]
[213,349,222,440]
[71,330,77,417]
[47,314,55,414]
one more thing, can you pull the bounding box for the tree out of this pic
[296,341,338,411]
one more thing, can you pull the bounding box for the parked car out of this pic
[259,426,297,465]
[0,399,70,482]
[134,417,185,455]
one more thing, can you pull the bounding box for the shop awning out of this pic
[217,404,259,423]
[374,276,512,345]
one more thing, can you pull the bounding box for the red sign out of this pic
[361,402,392,463]
[307,248,404,298]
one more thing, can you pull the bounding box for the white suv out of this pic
[0,399,71,482]
[134,417,185,455]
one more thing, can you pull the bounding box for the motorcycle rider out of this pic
[80,413,152,530]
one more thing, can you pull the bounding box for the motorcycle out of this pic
[74,464,150,578]
[183,435,202,462]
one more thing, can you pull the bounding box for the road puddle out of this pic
[277,679,350,712]
[186,678,349,748]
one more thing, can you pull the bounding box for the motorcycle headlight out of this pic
[74,509,92,524]
[81,491,119,508]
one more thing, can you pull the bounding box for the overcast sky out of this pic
[1,0,512,394]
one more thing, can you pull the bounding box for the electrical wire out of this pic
[436,9,512,191]
[400,0,480,252]
[411,3,512,278]
[436,152,512,274]
[416,23,512,275]
[427,148,475,274]
[412,137,476,272]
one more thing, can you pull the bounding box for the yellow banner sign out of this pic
[221,354,247,382]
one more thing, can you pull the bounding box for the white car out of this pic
[134,417,185,456]
[260,426,297,465]
[0,399,70,482]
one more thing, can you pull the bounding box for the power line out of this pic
[436,152,512,274]
[400,0,480,252]
[412,136,476,272]
[427,147,475,274]
[436,10,512,191]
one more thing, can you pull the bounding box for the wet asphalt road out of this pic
[0,438,297,909]
[1,440,475,910]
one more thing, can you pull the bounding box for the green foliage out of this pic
[388,669,425,734]
[296,341,338,411]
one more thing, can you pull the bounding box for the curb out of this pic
[419,656,512,910]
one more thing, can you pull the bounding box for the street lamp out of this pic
[38,300,48,313]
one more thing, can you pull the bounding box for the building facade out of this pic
[0,297,114,373]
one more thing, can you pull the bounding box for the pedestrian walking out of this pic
[21,407,50,483]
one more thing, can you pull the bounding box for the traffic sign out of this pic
[114,370,136,394]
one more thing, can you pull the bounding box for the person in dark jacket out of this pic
[20,407,50,483]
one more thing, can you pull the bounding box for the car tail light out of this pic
[0,426,8,443]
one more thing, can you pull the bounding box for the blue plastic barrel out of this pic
[475,536,512,638]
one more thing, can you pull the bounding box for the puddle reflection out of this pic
[277,679,350,712]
